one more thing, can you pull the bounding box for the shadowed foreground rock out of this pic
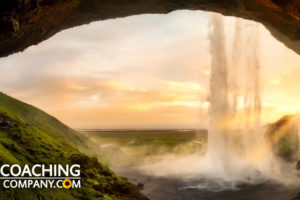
[1,0,300,57]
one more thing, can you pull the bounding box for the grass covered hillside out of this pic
[0,92,148,200]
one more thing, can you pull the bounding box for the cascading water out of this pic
[194,13,300,187]
[139,13,300,189]
[206,13,264,180]
[207,13,231,176]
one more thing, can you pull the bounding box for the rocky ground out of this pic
[118,168,299,200]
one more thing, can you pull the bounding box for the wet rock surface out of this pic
[117,168,299,200]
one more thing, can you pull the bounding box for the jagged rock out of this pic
[0,115,17,130]
[1,0,300,57]
[137,182,144,189]
[296,160,300,170]
[290,192,300,200]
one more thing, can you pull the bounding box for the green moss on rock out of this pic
[0,92,148,200]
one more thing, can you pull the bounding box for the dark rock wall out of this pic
[1,0,300,57]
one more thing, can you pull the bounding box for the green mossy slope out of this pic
[0,92,147,200]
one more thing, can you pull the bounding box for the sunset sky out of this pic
[0,10,300,129]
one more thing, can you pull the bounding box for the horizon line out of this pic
[0,177,81,180]
[76,128,208,131]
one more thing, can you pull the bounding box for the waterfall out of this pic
[207,13,231,174]
[207,13,262,179]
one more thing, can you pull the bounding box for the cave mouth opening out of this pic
[1,10,300,193]
[0,10,299,130]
